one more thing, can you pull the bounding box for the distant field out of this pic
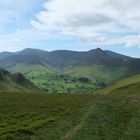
[24,71,98,93]
[16,62,130,94]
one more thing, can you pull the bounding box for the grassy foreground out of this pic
[0,74,140,139]
[0,92,96,139]
[74,90,140,140]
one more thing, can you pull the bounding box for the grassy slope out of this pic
[73,88,140,140]
[72,75,140,140]
[97,73,140,94]
[9,63,56,73]
[0,69,38,93]
[0,81,32,93]
[76,71,140,140]
[64,64,129,83]
[0,77,38,93]
[0,93,96,139]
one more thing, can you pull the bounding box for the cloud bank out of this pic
[31,0,140,47]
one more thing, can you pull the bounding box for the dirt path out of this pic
[62,105,94,140]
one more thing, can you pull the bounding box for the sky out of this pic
[0,0,140,58]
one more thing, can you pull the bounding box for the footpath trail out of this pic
[62,105,95,140]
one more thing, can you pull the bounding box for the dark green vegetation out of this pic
[0,48,140,93]
[0,74,139,139]
[0,93,95,139]
[0,68,38,92]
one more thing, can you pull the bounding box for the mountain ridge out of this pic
[0,48,138,67]
[0,48,140,87]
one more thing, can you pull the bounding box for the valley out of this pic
[0,48,140,93]
[0,48,139,139]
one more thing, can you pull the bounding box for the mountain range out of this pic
[0,48,140,88]
[0,48,135,68]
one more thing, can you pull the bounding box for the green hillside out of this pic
[97,73,140,94]
[73,84,140,140]
[72,74,140,140]
[64,64,129,83]
[0,68,38,92]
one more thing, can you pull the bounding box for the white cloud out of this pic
[0,28,50,52]
[125,35,140,48]
[0,0,46,34]
[31,0,140,47]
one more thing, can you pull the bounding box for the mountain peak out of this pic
[22,48,32,51]
[89,48,104,53]
[89,48,108,57]
[20,48,38,53]
[96,48,103,51]
[19,48,48,55]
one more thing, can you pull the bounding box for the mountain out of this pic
[0,68,39,92]
[105,50,131,59]
[63,48,140,84]
[0,48,140,87]
[0,52,14,59]
[0,48,138,69]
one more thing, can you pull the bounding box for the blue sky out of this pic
[0,0,140,58]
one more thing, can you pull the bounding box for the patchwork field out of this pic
[24,71,99,94]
